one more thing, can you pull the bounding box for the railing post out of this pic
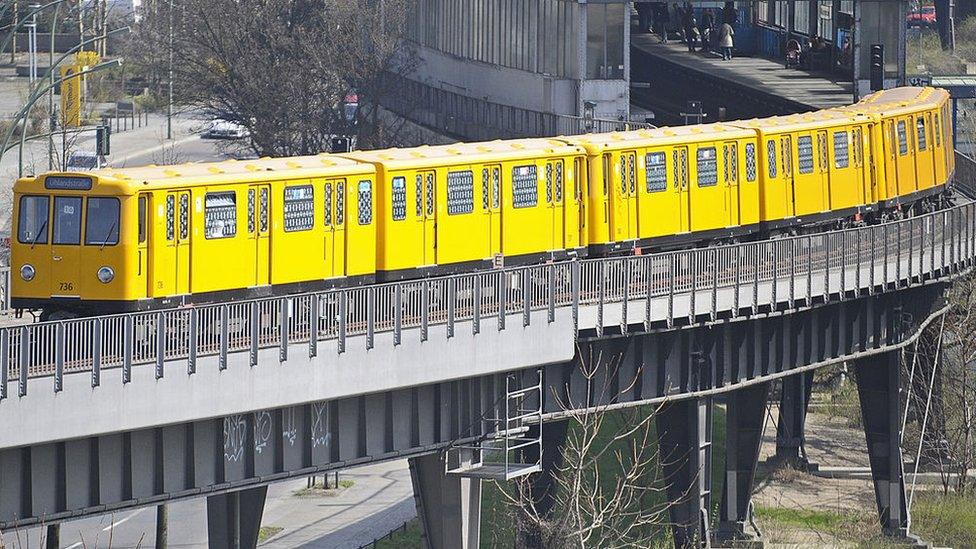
[279,298,289,362]
[622,259,630,333]
[645,257,653,331]
[572,262,580,333]
[188,308,198,375]
[854,228,862,296]
[907,218,915,285]
[338,291,347,354]
[0,328,8,400]
[752,245,759,315]
[250,302,259,367]
[823,234,829,301]
[310,294,319,357]
[54,322,64,393]
[883,223,890,289]
[941,210,948,275]
[668,254,676,327]
[219,305,229,370]
[19,326,28,396]
[522,269,531,328]
[896,220,903,287]
[367,287,376,348]
[421,281,430,342]
[840,231,847,296]
[710,248,718,321]
[770,243,778,308]
[597,261,606,337]
[446,279,455,339]
[806,235,813,304]
[92,318,102,387]
[868,226,877,294]
[394,285,404,344]
[473,278,481,335]
[788,239,796,309]
[123,316,133,384]
[155,312,165,380]
[497,270,506,332]
[547,264,555,324]
[689,252,697,322]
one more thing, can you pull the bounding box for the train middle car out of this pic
[8,87,956,318]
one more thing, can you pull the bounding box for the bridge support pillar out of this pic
[518,419,569,549]
[206,485,268,549]
[854,351,923,544]
[409,450,481,549]
[657,397,713,548]
[774,372,813,468]
[716,382,770,545]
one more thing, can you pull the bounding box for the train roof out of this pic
[730,108,870,133]
[339,138,584,170]
[17,154,374,194]
[565,123,755,153]
[839,87,949,117]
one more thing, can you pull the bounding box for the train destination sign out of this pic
[44,176,93,191]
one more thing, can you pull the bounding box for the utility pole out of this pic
[156,504,168,549]
[49,2,60,169]
[167,0,173,140]
[11,1,17,64]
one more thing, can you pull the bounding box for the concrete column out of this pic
[774,372,813,468]
[45,524,59,549]
[853,352,923,544]
[518,420,569,549]
[656,397,713,548]
[716,382,770,544]
[206,486,268,549]
[409,451,481,549]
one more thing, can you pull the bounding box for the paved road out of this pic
[1,459,416,549]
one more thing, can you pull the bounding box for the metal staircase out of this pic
[447,370,544,481]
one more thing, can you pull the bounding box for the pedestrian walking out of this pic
[719,21,734,60]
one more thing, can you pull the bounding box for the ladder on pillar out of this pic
[447,370,543,481]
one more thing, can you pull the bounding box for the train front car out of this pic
[12,172,133,320]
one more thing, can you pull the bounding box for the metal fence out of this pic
[1,198,974,399]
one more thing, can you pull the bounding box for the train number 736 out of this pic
[58,282,73,292]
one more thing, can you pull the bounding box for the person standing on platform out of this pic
[700,8,715,51]
[719,21,735,60]
[656,2,670,43]
[683,6,698,52]
[636,2,653,33]
[673,3,685,43]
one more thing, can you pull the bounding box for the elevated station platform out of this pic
[632,33,854,124]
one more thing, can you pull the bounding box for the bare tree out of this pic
[126,0,418,156]
[489,348,678,548]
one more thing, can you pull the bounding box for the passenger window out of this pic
[85,197,120,246]
[138,196,147,244]
[916,117,927,151]
[357,180,372,225]
[247,189,256,233]
[512,165,538,208]
[781,136,793,176]
[336,182,345,225]
[166,194,175,241]
[52,196,82,245]
[818,133,829,172]
[833,131,850,168]
[766,140,778,178]
[447,170,473,215]
[645,152,667,192]
[424,174,434,217]
[324,183,333,227]
[283,185,314,232]
[797,136,814,174]
[481,169,489,211]
[260,188,268,232]
[852,128,863,166]
[546,163,554,203]
[491,167,501,209]
[725,144,738,183]
[897,121,909,156]
[555,162,563,202]
[935,114,942,148]
[392,177,407,220]
[204,192,237,239]
[179,194,189,240]
[745,143,757,182]
[696,147,718,187]
[414,175,423,218]
[17,195,49,244]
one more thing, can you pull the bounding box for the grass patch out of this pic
[292,478,355,497]
[374,519,423,548]
[910,492,976,547]
[754,504,862,535]
[257,526,283,543]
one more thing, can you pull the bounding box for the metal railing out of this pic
[1,199,974,399]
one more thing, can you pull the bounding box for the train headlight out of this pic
[97,266,115,284]
[19,264,35,282]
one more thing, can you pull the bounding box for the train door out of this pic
[894,117,918,195]
[915,114,935,189]
[689,145,725,231]
[883,120,899,199]
[816,131,832,208]
[623,152,638,241]
[850,127,866,204]
[483,165,502,259]
[545,160,566,251]
[247,185,270,286]
[152,190,190,297]
[49,195,82,297]
[567,158,583,249]
[323,180,346,279]
[608,152,638,243]
[674,147,691,232]
[780,135,796,218]
[418,171,436,266]
[932,111,946,186]
[722,142,740,226]
[136,194,150,297]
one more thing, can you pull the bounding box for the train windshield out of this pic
[17,195,49,244]
[53,196,83,245]
[85,197,120,246]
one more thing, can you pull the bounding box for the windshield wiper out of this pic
[100,220,117,250]
[30,220,47,250]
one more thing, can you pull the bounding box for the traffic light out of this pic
[96,125,110,156]
[870,44,884,92]
[331,136,351,153]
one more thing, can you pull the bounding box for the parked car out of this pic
[907,5,936,27]
[202,119,249,139]
[65,151,106,171]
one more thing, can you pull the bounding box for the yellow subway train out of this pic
[10,87,955,319]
